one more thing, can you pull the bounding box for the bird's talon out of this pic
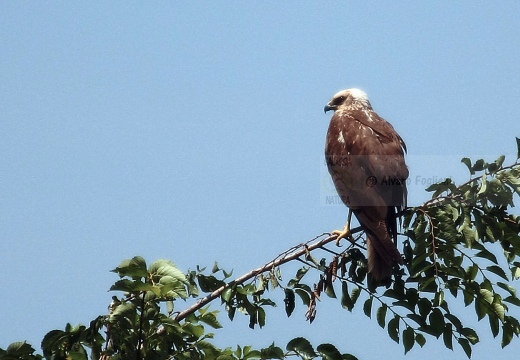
[332,227,351,246]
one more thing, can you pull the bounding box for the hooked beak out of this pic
[324,103,336,113]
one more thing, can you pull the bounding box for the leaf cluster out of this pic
[256,141,520,357]
[1,257,354,360]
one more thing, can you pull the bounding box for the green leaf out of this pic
[489,312,500,338]
[342,355,359,360]
[446,278,460,298]
[504,295,520,307]
[433,290,444,308]
[479,174,489,195]
[183,322,205,338]
[415,333,426,347]
[403,327,415,354]
[186,271,200,298]
[324,281,337,299]
[496,154,506,168]
[497,281,518,297]
[286,337,317,359]
[444,314,462,331]
[221,287,234,303]
[377,305,387,328]
[109,301,136,322]
[294,288,311,306]
[239,280,256,295]
[419,276,437,293]
[295,267,310,281]
[462,225,477,248]
[492,298,506,321]
[486,265,509,281]
[257,307,266,328]
[233,345,243,358]
[340,281,353,311]
[479,287,494,304]
[305,253,325,270]
[270,272,280,289]
[460,327,479,345]
[443,323,453,350]
[467,263,478,281]
[475,249,498,265]
[382,289,403,300]
[472,159,486,172]
[200,310,223,329]
[316,343,343,360]
[487,163,498,175]
[502,320,514,348]
[197,274,225,292]
[417,298,432,318]
[223,268,233,279]
[67,351,88,360]
[428,308,445,338]
[513,266,520,280]
[111,256,148,278]
[135,281,159,295]
[260,343,285,359]
[166,300,174,314]
[475,295,488,320]
[463,281,478,306]
[3,341,40,359]
[244,349,262,360]
[110,279,138,293]
[255,275,267,294]
[41,324,88,359]
[227,306,236,321]
[284,288,296,317]
[388,316,400,343]
[350,287,361,307]
[150,259,187,284]
[363,297,373,318]
[461,157,473,174]
[407,314,426,327]
[216,355,235,360]
[458,338,472,359]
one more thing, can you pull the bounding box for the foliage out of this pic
[2,139,520,360]
[0,257,354,360]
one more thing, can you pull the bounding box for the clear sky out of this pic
[1,2,519,359]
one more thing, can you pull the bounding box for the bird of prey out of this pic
[324,88,408,282]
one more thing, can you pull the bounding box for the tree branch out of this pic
[175,226,363,322]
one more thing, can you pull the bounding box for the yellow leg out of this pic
[332,210,353,246]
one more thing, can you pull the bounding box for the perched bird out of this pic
[324,88,408,282]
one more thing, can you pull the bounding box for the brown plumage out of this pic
[324,88,408,282]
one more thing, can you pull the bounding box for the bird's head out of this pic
[324,88,372,113]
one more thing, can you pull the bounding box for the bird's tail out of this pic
[353,207,403,282]
[366,234,401,281]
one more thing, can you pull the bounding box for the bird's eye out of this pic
[334,96,345,105]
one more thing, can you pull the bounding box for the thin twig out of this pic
[174,227,362,322]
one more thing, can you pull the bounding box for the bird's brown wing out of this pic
[349,109,407,153]
[325,111,408,209]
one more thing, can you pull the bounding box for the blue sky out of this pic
[1,2,519,359]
